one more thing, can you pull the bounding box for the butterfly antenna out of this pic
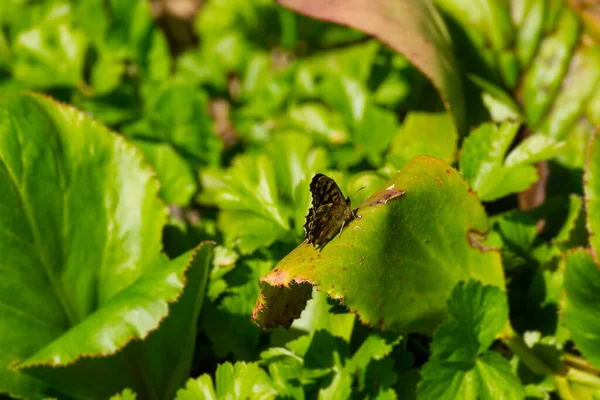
[352,186,365,196]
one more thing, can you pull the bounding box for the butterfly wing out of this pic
[304,174,352,246]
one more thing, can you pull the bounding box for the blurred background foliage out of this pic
[2,0,600,398]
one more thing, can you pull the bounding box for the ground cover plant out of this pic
[1,0,600,398]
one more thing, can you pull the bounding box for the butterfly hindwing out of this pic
[304,174,353,247]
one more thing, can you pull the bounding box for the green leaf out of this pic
[418,360,475,400]
[277,0,466,135]
[0,93,212,399]
[490,211,537,253]
[304,40,380,83]
[468,75,522,122]
[561,250,600,369]
[585,129,600,260]
[474,352,526,399]
[504,134,566,168]
[417,281,524,400]
[533,45,600,169]
[420,353,526,400]
[175,362,277,400]
[373,65,412,108]
[175,374,216,400]
[289,290,355,342]
[459,122,564,201]
[263,330,399,398]
[260,334,331,386]
[387,111,457,169]
[133,140,197,206]
[198,154,289,253]
[354,104,399,166]
[514,0,545,68]
[104,0,155,64]
[345,334,399,374]
[553,195,587,251]
[146,30,171,82]
[237,63,293,118]
[201,258,272,360]
[217,210,287,255]
[312,72,400,167]
[90,51,126,95]
[267,132,328,233]
[320,75,368,127]
[12,17,88,88]
[125,79,222,167]
[521,9,579,129]
[204,32,252,75]
[110,388,137,400]
[252,156,505,333]
[20,244,214,399]
[431,281,508,361]
[175,50,226,90]
[199,133,327,253]
[198,153,287,225]
[435,0,516,88]
[70,84,140,127]
[287,103,349,145]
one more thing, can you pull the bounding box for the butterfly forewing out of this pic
[304,174,353,247]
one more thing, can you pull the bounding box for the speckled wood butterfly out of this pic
[304,174,354,247]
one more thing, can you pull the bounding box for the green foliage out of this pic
[586,129,600,258]
[386,111,457,169]
[198,133,327,253]
[417,281,524,400]
[175,362,277,400]
[0,93,213,399]
[2,0,600,399]
[562,250,600,369]
[459,122,564,201]
[109,388,137,400]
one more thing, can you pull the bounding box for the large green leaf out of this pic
[277,0,466,135]
[20,243,213,400]
[560,128,600,369]
[0,93,212,399]
[561,250,600,369]
[252,156,505,333]
[585,128,600,260]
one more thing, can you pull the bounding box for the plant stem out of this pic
[564,352,600,376]
[567,366,600,387]
[498,323,554,376]
[497,322,600,400]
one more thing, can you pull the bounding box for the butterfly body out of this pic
[304,174,353,247]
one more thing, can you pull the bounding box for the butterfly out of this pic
[304,174,354,247]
